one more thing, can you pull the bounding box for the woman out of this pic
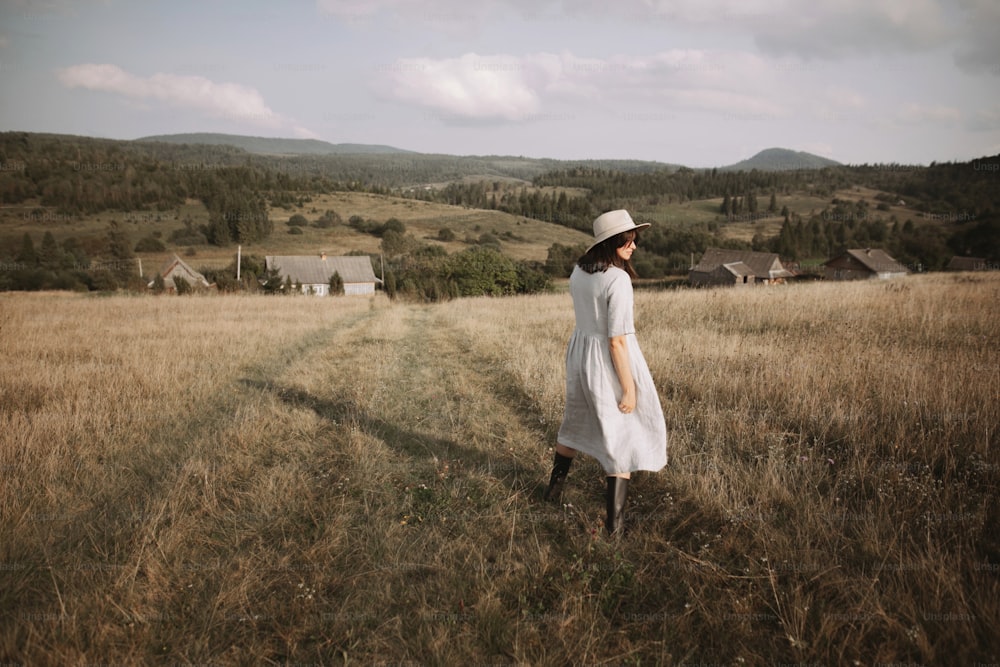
[544,209,668,535]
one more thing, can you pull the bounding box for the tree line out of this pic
[415,158,1000,272]
[2,132,996,292]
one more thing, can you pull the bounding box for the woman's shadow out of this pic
[239,378,538,491]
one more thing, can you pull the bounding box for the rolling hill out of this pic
[720,147,842,171]
[136,133,417,156]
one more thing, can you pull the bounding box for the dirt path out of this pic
[256,303,551,495]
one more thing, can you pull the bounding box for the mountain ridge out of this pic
[719,147,842,171]
[136,132,417,156]
[134,133,838,171]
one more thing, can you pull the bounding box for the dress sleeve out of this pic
[606,269,635,338]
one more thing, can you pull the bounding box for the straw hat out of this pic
[587,209,650,252]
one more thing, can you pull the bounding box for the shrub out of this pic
[329,271,343,295]
[173,275,192,295]
[444,247,519,297]
[134,236,166,252]
[382,218,406,236]
[314,210,342,229]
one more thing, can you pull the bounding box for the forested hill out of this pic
[720,147,842,171]
[137,133,416,156]
[1,130,998,295]
[0,131,680,197]
[2,132,997,225]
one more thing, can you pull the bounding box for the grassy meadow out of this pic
[1,273,998,665]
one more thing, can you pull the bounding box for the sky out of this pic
[0,0,998,168]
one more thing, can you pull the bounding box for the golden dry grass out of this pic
[1,273,998,665]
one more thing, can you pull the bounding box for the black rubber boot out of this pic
[543,452,574,502]
[605,476,629,535]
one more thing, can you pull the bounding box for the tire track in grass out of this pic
[239,305,585,656]
[4,304,380,665]
[255,304,544,487]
[377,305,600,540]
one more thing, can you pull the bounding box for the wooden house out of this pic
[823,248,909,280]
[265,253,381,296]
[689,248,793,286]
[149,254,214,293]
[946,256,992,272]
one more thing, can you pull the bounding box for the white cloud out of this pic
[377,49,788,123]
[966,105,1000,132]
[56,63,302,131]
[810,85,867,122]
[953,0,1000,75]
[724,0,955,59]
[896,103,962,124]
[315,0,389,17]
[376,53,550,122]
[321,0,961,59]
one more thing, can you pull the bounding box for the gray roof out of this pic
[265,255,381,285]
[828,249,909,274]
[721,261,755,277]
[946,256,988,271]
[692,248,794,279]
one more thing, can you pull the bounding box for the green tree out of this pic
[173,275,192,295]
[329,271,343,295]
[444,247,519,297]
[545,242,586,277]
[381,218,406,236]
[106,221,136,283]
[17,233,37,266]
[38,231,63,270]
[776,219,798,259]
[381,230,422,258]
[314,210,342,229]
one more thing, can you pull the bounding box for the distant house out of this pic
[823,248,909,280]
[946,256,992,272]
[265,253,381,296]
[689,248,794,286]
[700,261,756,287]
[149,254,214,293]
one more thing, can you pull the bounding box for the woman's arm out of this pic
[609,335,636,413]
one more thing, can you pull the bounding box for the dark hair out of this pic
[578,230,638,277]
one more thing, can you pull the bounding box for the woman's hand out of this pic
[618,387,636,414]
[609,334,637,414]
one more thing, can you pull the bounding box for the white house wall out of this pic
[344,283,375,296]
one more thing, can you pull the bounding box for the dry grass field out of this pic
[1,273,998,665]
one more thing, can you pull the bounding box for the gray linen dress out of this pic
[557,265,668,474]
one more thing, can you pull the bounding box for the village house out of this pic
[265,253,381,296]
[148,254,214,293]
[946,256,993,272]
[823,248,909,280]
[689,248,794,287]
